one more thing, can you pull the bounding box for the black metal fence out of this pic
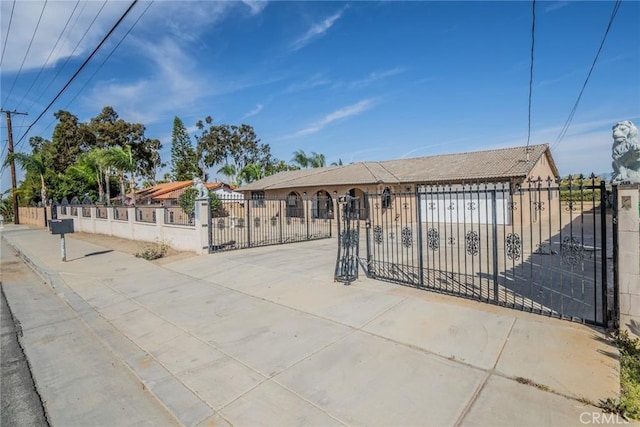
[358,176,615,326]
[209,194,332,253]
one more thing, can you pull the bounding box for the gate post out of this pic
[194,197,210,254]
[491,189,499,302]
[617,184,640,336]
[600,180,609,327]
[416,187,425,287]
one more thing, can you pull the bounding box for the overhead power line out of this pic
[0,0,16,67]
[14,1,82,111]
[552,0,623,150]
[24,0,104,117]
[2,0,49,106]
[525,0,536,156]
[14,0,140,149]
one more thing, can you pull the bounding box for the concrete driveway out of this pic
[1,226,621,426]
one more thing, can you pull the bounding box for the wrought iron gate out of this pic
[335,194,360,284]
[360,176,616,326]
[208,194,332,253]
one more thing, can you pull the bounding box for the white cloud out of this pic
[290,7,347,52]
[242,104,264,119]
[85,36,208,125]
[283,98,376,139]
[0,1,125,73]
[544,2,569,13]
[286,74,332,92]
[241,1,269,15]
[346,68,405,90]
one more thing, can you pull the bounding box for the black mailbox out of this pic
[50,218,74,235]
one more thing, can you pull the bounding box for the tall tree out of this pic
[105,146,137,205]
[195,118,272,183]
[88,107,163,182]
[217,164,237,186]
[50,110,92,174]
[309,152,326,168]
[6,152,48,203]
[291,150,326,168]
[291,150,309,168]
[170,116,199,181]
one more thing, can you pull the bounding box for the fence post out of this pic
[246,199,251,248]
[194,198,210,254]
[306,198,310,240]
[616,184,640,336]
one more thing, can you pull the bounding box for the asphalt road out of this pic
[1,253,49,427]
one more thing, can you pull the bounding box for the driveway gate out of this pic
[359,176,617,326]
[208,194,332,252]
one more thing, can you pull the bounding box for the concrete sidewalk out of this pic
[1,225,622,426]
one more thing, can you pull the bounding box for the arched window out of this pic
[382,187,392,209]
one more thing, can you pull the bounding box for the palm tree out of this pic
[105,146,137,205]
[309,152,326,168]
[68,149,106,203]
[238,163,264,184]
[292,150,326,168]
[330,158,344,166]
[217,164,237,186]
[6,152,48,204]
[291,150,310,168]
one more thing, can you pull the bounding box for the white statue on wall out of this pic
[612,120,640,183]
[193,177,208,199]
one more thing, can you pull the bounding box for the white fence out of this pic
[56,204,208,254]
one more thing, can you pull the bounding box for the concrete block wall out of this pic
[617,184,640,336]
[56,205,207,254]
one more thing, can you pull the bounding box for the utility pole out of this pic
[1,109,28,225]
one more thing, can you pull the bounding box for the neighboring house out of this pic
[121,181,241,205]
[238,144,559,224]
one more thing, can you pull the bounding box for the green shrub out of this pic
[600,330,640,420]
[177,187,228,218]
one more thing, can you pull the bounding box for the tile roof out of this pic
[239,144,557,191]
[123,181,235,202]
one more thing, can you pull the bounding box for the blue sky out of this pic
[1,0,639,193]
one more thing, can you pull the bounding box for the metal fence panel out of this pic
[360,176,613,326]
[209,194,332,253]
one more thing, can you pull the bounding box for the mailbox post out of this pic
[49,219,74,261]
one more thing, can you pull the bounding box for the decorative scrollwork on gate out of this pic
[428,202,436,210]
[340,229,359,249]
[505,233,521,260]
[217,218,226,229]
[401,227,412,248]
[447,202,456,211]
[565,201,577,212]
[373,226,383,245]
[508,201,517,210]
[532,201,545,211]
[448,237,456,246]
[465,231,479,256]
[467,202,476,211]
[427,228,439,251]
[561,236,584,266]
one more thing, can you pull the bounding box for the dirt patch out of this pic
[67,232,196,265]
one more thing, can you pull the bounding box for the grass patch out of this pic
[134,241,169,261]
[599,330,640,420]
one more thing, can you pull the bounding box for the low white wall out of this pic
[56,205,206,254]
